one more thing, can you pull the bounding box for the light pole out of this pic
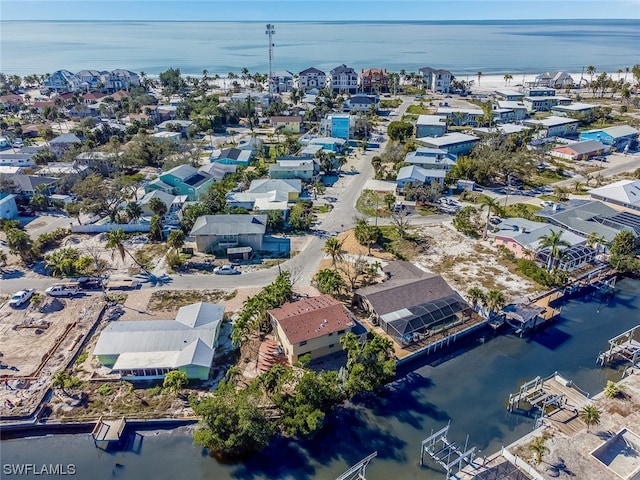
[265,24,275,102]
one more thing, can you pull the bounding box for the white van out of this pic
[45,283,80,297]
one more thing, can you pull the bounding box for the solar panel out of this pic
[184,173,206,186]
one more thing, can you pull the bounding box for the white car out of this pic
[213,265,240,275]
[9,289,35,307]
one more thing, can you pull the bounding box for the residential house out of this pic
[416,132,480,157]
[297,67,326,92]
[270,70,294,93]
[404,148,456,170]
[93,302,224,380]
[211,148,252,167]
[551,140,607,161]
[0,94,25,112]
[495,90,525,102]
[43,70,74,93]
[343,94,379,113]
[0,193,19,220]
[4,174,57,197]
[355,261,470,346]
[533,71,575,88]
[472,124,531,137]
[152,131,182,144]
[415,115,448,138]
[144,165,215,201]
[226,189,290,213]
[106,69,140,92]
[31,100,56,114]
[199,162,238,182]
[523,95,571,112]
[268,295,366,364]
[72,70,103,92]
[49,133,82,158]
[0,166,23,175]
[396,165,446,189]
[589,179,640,212]
[523,116,580,138]
[0,153,37,168]
[329,64,358,94]
[308,136,347,153]
[269,157,318,181]
[321,115,353,140]
[522,87,556,97]
[580,125,638,151]
[536,199,640,247]
[419,67,452,93]
[270,116,302,133]
[436,107,484,127]
[137,190,176,217]
[249,179,302,201]
[551,102,598,117]
[189,214,267,253]
[156,120,193,138]
[496,101,528,121]
[237,136,264,155]
[38,162,89,178]
[359,68,389,93]
[75,151,123,175]
[82,92,106,105]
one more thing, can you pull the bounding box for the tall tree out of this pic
[579,404,601,432]
[466,287,486,310]
[477,71,483,86]
[354,218,380,255]
[148,197,168,217]
[537,229,571,272]
[528,436,550,465]
[478,195,501,238]
[125,202,143,223]
[313,268,347,296]
[6,228,34,264]
[167,229,185,252]
[323,238,344,267]
[485,289,506,315]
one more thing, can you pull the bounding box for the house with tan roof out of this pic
[268,295,366,364]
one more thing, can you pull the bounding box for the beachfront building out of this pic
[551,102,598,117]
[580,125,638,151]
[93,302,224,380]
[404,148,456,170]
[297,67,326,92]
[522,87,556,97]
[531,71,575,89]
[523,116,579,138]
[418,67,452,93]
[522,95,571,112]
[495,90,525,102]
[551,140,607,161]
[436,107,484,127]
[320,114,354,140]
[416,132,480,157]
[270,70,295,93]
[144,164,215,201]
[189,214,267,253]
[359,68,389,93]
[43,70,74,93]
[268,295,366,364]
[329,64,358,94]
[415,115,448,138]
[355,261,470,347]
[589,180,640,212]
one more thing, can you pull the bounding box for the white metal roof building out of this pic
[93,302,224,380]
[589,179,640,212]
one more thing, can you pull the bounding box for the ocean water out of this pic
[2,278,640,480]
[0,19,638,77]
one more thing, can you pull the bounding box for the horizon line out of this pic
[1,18,637,22]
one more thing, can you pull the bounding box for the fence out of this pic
[500,447,545,480]
[71,224,150,234]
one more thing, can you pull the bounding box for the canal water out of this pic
[2,279,639,480]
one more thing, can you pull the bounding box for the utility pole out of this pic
[265,24,275,102]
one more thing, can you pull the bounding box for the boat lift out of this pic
[420,422,476,480]
[335,451,377,480]
[597,325,640,369]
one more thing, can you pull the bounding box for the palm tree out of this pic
[467,287,486,310]
[478,195,501,238]
[0,250,8,273]
[503,74,513,86]
[528,436,550,465]
[485,289,506,316]
[586,232,606,251]
[126,202,143,223]
[586,65,596,85]
[477,71,483,86]
[579,404,601,432]
[537,229,571,272]
[148,197,167,218]
[323,238,344,267]
[105,228,146,269]
[167,229,185,253]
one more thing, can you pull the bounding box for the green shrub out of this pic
[148,385,163,396]
[98,384,113,396]
[76,352,88,365]
[603,380,621,398]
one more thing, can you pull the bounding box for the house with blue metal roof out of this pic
[580,125,638,151]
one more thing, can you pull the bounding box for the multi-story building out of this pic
[297,67,326,91]
[419,67,453,93]
[329,64,358,94]
[359,68,389,93]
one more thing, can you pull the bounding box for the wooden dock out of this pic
[91,416,127,447]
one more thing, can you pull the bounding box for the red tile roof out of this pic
[269,295,355,344]
[110,90,129,101]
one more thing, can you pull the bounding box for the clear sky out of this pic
[1,0,639,21]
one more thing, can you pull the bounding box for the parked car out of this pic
[214,265,241,275]
[9,288,35,307]
[540,201,555,207]
[45,283,80,297]
[18,209,36,217]
[78,277,104,290]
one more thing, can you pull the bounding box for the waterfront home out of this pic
[320,115,353,140]
[495,89,525,102]
[355,261,470,347]
[415,115,448,138]
[93,302,224,380]
[521,87,556,97]
[156,120,193,138]
[523,116,579,138]
[551,140,607,161]
[308,136,347,153]
[404,147,456,170]
[269,157,317,181]
[210,148,252,166]
[329,64,359,94]
[472,123,531,138]
[0,193,19,220]
[270,70,295,93]
[416,132,480,157]
[589,179,640,212]
[189,214,267,253]
[436,107,484,127]
[551,102,598,117]
[144,164,214,201]
[532,71,575,88]
[297,67,326,92]
[268,295,366,364]
[72,70,103,92]
[580,125,638,151]
[496,101,528,121]
[43,70,74,93]
[49,133,82,158]
[199,162,237,182]
[523,95,571,112]
[343,94,379,113]
[536,199,640,247]
[396,165,446,189]
[75,151,123,175]
[359,68,389,93]
[270,116,302,133]
[418,67,452,93]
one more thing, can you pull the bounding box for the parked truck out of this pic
[104,279,139,290]
[9,288,35,307]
